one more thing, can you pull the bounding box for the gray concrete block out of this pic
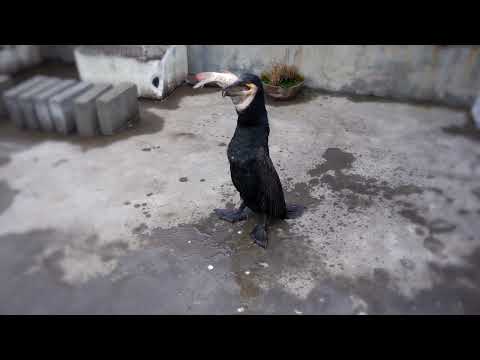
[73,83,112,136]
[96,83,139,135]
[18,78,61,130]
[3,75,48,128]
[33,79,77,132]
[49,81,93,135]
[0,75,13,118]
[472,96,480,129]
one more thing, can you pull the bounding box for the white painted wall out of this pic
[188,45,480,107]
[8,45,480,107]
[74,45,188,99]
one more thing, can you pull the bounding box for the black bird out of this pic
[193,71,304,248]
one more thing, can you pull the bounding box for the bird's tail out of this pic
[285,204,305,219]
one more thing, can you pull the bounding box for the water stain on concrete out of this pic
[308,148,355,176]
[0,155,10,167]
[424,236,445,255]
[306,148,459,258]
[425,187,455,203]
[123,175,325,308]
[133,223,149,235]
[442,115,480,142]
[415,227,427,236]
[328,245,480,314]
[373,268,390,285]
[472,187,480,201]
[0,180,19,216]
[398,208,428,227]
[400,258,416,270]
[172,132,197,140]
[398,207,457,255]
[52,159,68,168]
[429,219,457,234]
[285,182,322,209]
[308,148,423,210]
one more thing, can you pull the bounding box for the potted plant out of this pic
[261,63,305,100]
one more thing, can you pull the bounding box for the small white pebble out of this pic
[237,230,242,234]
[294,309,303,315]
[319,298,325,303]
[245,271,250,275]
[258,262,269,268]
[187,240,191,244]
[207,265,214,271]
[237,307,245,313]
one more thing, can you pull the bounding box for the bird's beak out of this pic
[222,82,251,97]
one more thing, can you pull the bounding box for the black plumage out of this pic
[226,78,287,220]
[194,72,303,248]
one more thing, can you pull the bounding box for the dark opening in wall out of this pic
[152,76,160,88]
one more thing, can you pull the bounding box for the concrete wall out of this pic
[8,45,480,108]
[188,45,480,107]
[40,45,77,63]
[74,45,188,99]
[0,45,42,74]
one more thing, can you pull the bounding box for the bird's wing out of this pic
[255,146,287,218]
[192,71,239,89]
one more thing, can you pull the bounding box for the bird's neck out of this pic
[232,118,270,151]
[236,106,268,128]
[236,93,267,124]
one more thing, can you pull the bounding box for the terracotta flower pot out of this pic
[262,80,304,100]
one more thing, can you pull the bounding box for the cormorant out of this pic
[193,71,304,248]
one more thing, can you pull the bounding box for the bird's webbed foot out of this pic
[250,214,269,249]
[214,206,248,223]
[250,224,268,249]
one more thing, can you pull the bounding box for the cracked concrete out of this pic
[1,65,480,314]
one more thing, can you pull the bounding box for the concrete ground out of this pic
[1,64,480,314]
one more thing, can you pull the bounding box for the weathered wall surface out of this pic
[74,45,188,99]
[6,45,480,107]
[0,45,42,74]
[188,45,480,107]
[40,45,78,63]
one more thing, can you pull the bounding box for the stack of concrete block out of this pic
[28,79,79,131]
[3,76,48,128]
[34,79,78,132]
[2,75,139,136]
[18,78,61,130]
[97,83,139,135]
[0,75,13,118]
[74,84,112,136]
[50,81,93,134]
